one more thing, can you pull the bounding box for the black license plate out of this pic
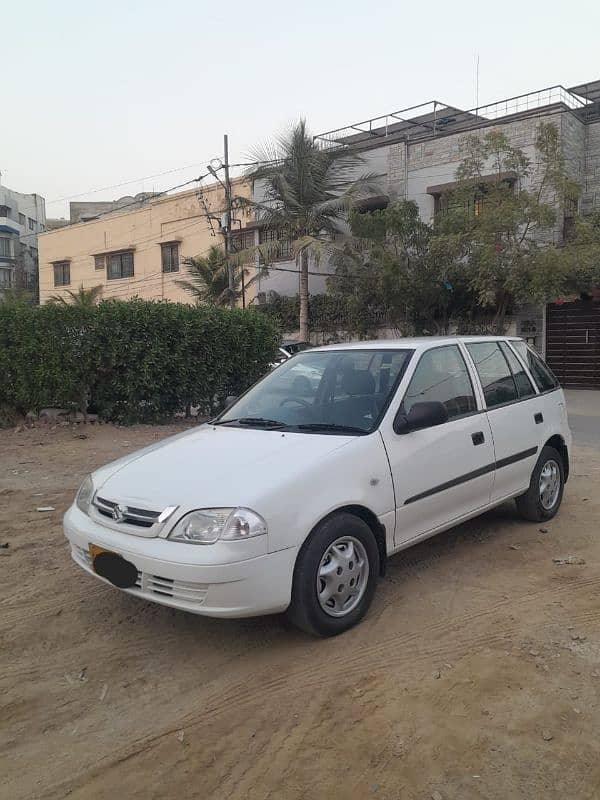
[91,546,138,589]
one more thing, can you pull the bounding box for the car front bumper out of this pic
[63,505,299,618]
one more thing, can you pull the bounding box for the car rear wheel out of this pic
[515,445,565,522]
[287,512,380,637]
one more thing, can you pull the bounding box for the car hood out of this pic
[93,424,355,513]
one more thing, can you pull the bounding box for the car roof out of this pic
[310,335,521,352]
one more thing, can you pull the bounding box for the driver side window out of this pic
[402,345,477,421]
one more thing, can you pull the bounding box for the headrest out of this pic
[341,369,375,396]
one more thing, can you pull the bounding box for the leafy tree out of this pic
[176,245,262,307]
[48,284,103,307]
[329,201,474,335]
[247,120,377,339]
[436,121,590,332]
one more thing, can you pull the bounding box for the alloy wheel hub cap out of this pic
[539,459,560,510]
[316,536,369,617]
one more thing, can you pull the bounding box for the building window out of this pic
[0,237,13,258]
[231,229,256,253]
[0,268,12,288]
[28,217,35,230]
[355,195,390,214]
[434,178,515,221]
[53,261,71,287]
[18,213,26,226]
[161,242,179,273]
[107,251,134,279]
[94,255,105,271]
[258,228,292,261]
[563,196,578,241]
[0,205,10,218]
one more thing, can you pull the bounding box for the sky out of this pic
[3,0,600,219]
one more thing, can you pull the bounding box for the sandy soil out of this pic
[1,423,599,800]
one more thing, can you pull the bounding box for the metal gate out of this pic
[545,299,600,388]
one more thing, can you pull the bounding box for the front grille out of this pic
[72,545,208,606]
[94,496,160,528]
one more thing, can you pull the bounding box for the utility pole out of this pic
[223,134,235,309]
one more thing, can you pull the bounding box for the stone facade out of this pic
[581,120,600,214]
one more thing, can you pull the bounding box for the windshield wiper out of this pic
[296,423,367,434]
[214,417,287,429]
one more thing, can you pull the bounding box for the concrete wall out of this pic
[0,185,46,291]
[38,178,255,305]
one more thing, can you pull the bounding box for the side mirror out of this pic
[224,395,238,410]
[394,401,448,434]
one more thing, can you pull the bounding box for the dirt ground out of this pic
[1,422,600,800]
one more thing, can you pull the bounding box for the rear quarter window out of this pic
[511,341,559,392]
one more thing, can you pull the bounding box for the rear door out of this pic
[465,341,542,503]
[381,344,495,546]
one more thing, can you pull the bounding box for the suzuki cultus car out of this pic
[65,337,571,636]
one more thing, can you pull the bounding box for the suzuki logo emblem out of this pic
[112,504,126,522]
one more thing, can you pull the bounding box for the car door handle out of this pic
[534,412,543,424]
[471,431,485,445]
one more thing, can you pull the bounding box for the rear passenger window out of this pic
[499,342,536,398]
[402,345,476,420]
[467,342,518,408]
[511,341,558,392]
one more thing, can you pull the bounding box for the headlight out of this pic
[76,475,94,514]
[167,507,267,545]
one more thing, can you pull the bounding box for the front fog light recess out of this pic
[168,507,267,544]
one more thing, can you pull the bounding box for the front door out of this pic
[382,344,495,546]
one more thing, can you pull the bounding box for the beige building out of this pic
[38,177,256,305]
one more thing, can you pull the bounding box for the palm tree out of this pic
[176,245,257,306]
[48,284,103,306]
[247,120,378,339]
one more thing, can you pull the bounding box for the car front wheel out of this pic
[515,445,565,522]
[287,512,380,637]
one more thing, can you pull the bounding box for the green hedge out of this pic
[0,300,280,424]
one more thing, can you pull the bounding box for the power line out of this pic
[45,163,211,206]
[19,174,214,241]
[13,156,278,222]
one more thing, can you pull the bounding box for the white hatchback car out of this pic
[65,337,571,636]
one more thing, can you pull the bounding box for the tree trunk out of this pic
[493,291,510,334]
[299,250,309,341]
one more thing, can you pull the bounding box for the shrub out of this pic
[257,294,383,336]
[0,300,279,424]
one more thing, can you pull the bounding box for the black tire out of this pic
[287,512,380,637]
[515,445,565,522]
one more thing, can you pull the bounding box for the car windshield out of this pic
[217,348,412,434]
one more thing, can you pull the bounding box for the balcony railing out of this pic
[314,85,592,149]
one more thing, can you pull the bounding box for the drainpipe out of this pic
[404,136,409,200]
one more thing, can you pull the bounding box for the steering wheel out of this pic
[279,397,311,408]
